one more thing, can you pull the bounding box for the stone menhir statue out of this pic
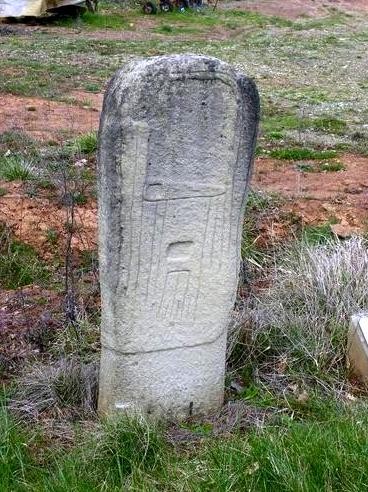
[97,55,259,418]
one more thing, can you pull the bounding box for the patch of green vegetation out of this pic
[270,148,337,160]
[297,160,345,173]
[84,82,100,93]
[224,9,294,28]
[312,117,347,134]
[57,11,130,30]
[0,131,38,156]
[73,191,88,205]
[318,160,345,172]
[156,24,173,34]
[154,23,200,35]
[0,187,8,197]
[0,228,49,289]
[180,421,213,436]
[275,88,331,105]
[46,228,59,246]
[0,405,37,490]
[191,404,368,491]
[302,222,335,245]
[73,132,98,155]
[294,12,349,31]
[0,155,35,181]
[241,190,282,268]
[262,113,302,136]
[262,113,347,143]
[2,401,368,491]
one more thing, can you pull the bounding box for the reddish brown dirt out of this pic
[0,182,98,257]
[223,0,368,19]
[0,94,100,142]
[253,155,368,236]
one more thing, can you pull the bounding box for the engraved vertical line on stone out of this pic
[218,192,226,272]
[145,202,158,300]
[194,197,212,316]
[149,201,165,301]
[155,199,168,286]
[168,271,181,320]
[210,195,224,268]
[157,270,169,319]
[125,133,139,290]
[210,199,217,266]
[158,270,190,321]
[134,176,146,291]
[177,271,190,320]
[180,271,190,319]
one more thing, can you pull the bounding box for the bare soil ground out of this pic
[253,154,368,236]
[0,94,100,141]
[224,0,368,18]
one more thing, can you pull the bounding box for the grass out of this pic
[72,132,98,155]
[10,359,98,420]
[262,114,348,141]
[302,222,336,245]
[270,148,337,160]
[57,11,130,30]
[2,400,368,490]
[0,226,49,289]
[0,155,35,181]
[241,190,281,270]
[240,237,368,391]
[0,405,36,491]
[297,160,346,173]
[188,404,368,492]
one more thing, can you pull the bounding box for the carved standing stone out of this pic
[97,55,259,418]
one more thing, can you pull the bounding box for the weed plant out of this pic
[239,237,368,392]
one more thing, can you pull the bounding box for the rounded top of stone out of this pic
[124,54,236,77]
[107,54,249,97]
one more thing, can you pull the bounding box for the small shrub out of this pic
[318,160,345,172]
[0,130,38,155]
[158,24,173,33]
[84,82,100,93]
[46,228,59,245]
